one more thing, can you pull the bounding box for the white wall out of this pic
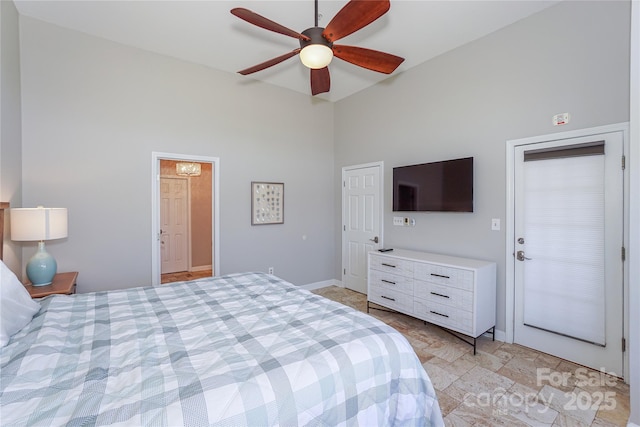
[333,0,631,335]
[18,17,335,292]
[627,1,639,424]
[0,0,22,273]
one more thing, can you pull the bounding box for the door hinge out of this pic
[622,337,626,352]
[622,155,626,170]
[343,181,346,187]
[622,246,626,261]
[343,225,346,231]
[343,268,346,275]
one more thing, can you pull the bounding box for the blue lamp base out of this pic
[26,241,58,286]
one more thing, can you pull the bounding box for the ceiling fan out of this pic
[230,0,404,96]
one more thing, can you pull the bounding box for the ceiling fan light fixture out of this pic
[299,26,333,69]
[300,44,333,69]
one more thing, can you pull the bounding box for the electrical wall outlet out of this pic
[268,267,274,274]
[393,216,404,226]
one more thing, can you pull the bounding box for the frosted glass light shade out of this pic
[10,207,68,241]
[176,162,201,176]
[300,44,333,69]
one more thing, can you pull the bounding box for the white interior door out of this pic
[513,131,625,376]
[160,177,189,274]
[342,163,383,294]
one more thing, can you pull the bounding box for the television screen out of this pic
[392,157,473,212]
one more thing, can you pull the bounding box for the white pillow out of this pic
[1,260,41,347]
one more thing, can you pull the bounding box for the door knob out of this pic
[516,251,532,261]
[370,236,379,244]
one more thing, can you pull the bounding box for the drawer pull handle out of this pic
[382,263,397,268]
[381,295,396,302]
[430,310,449,318]
[381,279,396,285]
[430,273,450,279]
[430,292,450,299]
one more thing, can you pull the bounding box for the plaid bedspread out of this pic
[1,272,443,426]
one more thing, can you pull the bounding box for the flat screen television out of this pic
[392,157,473,212]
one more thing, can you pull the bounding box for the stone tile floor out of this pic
[312,286,630,427]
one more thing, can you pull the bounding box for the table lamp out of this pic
[10,206,68,286]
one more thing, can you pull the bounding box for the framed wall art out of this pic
[251,182,284,225]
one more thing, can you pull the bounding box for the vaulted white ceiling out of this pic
[14,0,559,102]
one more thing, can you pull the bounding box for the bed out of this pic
[0,205,443,426]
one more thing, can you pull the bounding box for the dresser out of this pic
[368,249,496,354]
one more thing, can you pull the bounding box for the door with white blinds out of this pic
[514,132,624,376]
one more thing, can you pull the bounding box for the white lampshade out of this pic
[176,162,201,177]
[10,207,68,242]
[299,44,333,69]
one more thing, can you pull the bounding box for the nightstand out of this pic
[25,272,78,298]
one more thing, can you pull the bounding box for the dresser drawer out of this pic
[369,270,413,296]
[414,263,474,291]
[414,281,473,312]
[368,285,414,313]
[414,299,473,336]
[370,254,414,277]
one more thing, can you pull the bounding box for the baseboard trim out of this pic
[492,328,506,342]
[191,265,212,272]
[301,279,343,291]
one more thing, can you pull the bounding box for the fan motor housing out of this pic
[300,27,333,50]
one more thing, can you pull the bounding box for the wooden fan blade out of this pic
[238,49,301,75]
[231,8,310,41]
[333,45,404,74]
[322,0,390,43]
[310,67,330,95]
